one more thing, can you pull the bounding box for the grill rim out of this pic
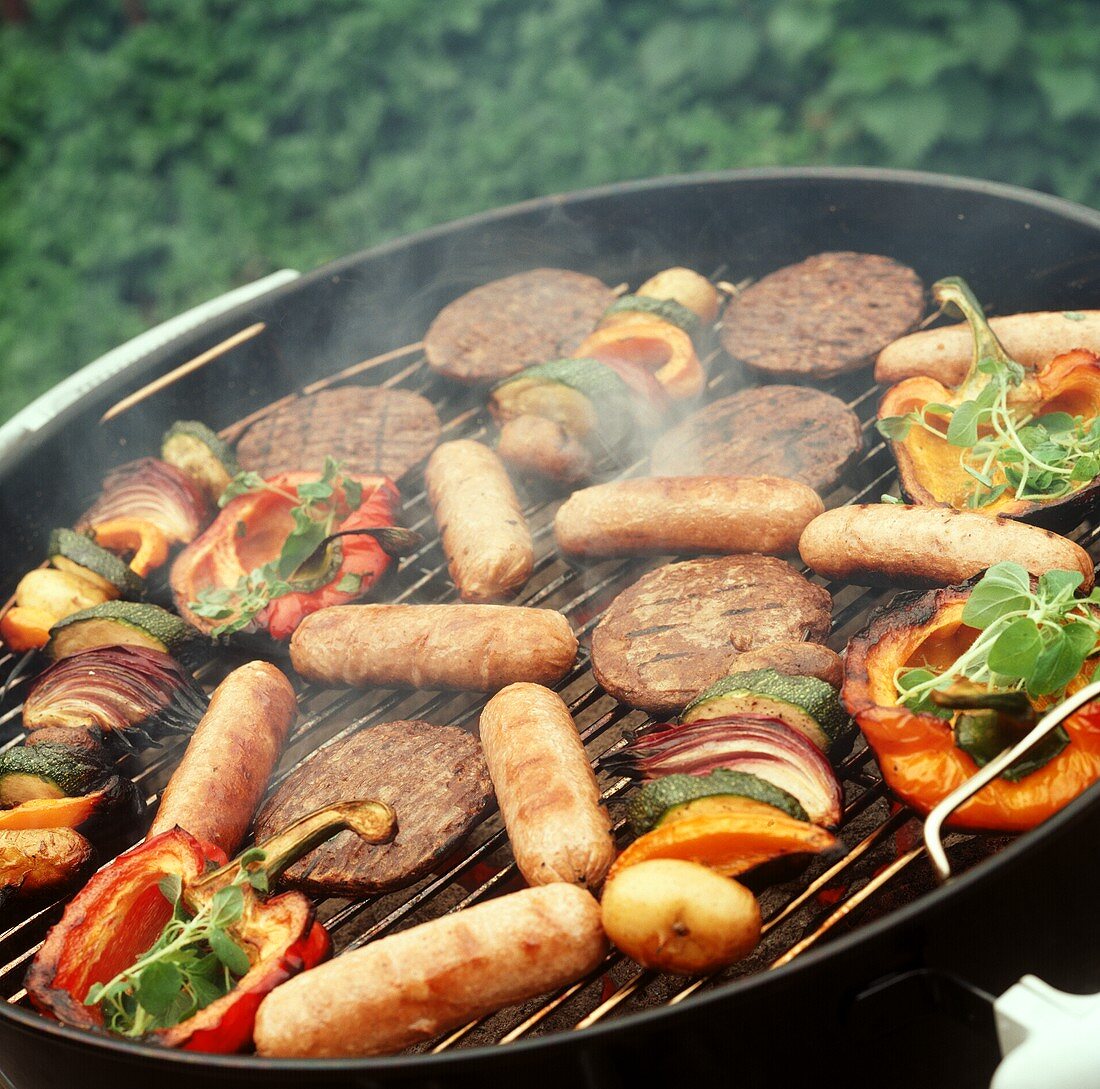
[1,164,1099,1075]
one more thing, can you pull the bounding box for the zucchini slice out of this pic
[48,528,144,600]
[46,602,210,667]
[602,294,701,337]
[161,420,241,503]
[627,769,808,836]
[0,744,112,807]
[681,669,850,751]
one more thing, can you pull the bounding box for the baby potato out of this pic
[601,858,761,974]
[15,568,112,620]
[637,267,720,323]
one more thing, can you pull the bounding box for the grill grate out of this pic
[0,274,1092,1054]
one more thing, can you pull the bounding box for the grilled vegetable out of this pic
[88,519,170,578]
[23,645,207,746]
[877,278,1100,527]
[600,859,760,975]
[610,716,844,828]
[45,602,209,668]
[843,570,1100,830]
[575,321,704,399]
[0,607,55,652]
[172,468,402,642]
[0,828,93,904]
[636,267,720,323]
[78,458,210,544]
[0,743,139,833]
[681,669,850,752]
[627,770,808,836]
[600,294,702,337]
[27,801,396,1052]
[15,568,113,620]
[24,727,105,756]
[161,420,241,503]
[48,528,144,599]
[606,807,836,881]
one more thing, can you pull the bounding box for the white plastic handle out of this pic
[992,975,1100,1088]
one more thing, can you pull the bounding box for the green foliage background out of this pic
[1,0,1097,420]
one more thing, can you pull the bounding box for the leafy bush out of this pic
[1,0,1097,419]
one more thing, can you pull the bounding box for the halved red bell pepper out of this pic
[171,472,401,641]
[26,800,395,1052]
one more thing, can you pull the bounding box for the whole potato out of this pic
[601,858,761,974]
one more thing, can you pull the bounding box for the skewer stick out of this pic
[100,323,267,423]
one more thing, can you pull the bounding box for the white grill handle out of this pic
[992,975,1100,1088]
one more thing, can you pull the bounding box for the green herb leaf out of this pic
[1037,569,1084,602]
[342,477,363,511]
[296,480,334,502]
[946,400,982,447]
[209,884,244,929]
[135,961,184,1019]
[961,563,1032,628]
[157,874,182,906]
[208,928,251,977]
[218,471,268,508]
[986,617,1043,678]
[336,572,363,594]
[876,414,913,441]
[1063,312,1086,322]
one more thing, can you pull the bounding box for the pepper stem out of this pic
[184,799,396,911]
[933,277,1019,398]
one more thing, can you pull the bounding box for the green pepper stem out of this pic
[933,277,1017,398]
[184,799,396,911]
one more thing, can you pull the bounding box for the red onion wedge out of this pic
[24,645,208,749]
[78,458,209,544]
[609,714,844,828]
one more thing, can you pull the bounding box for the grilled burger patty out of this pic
[254,720,493,897]
[236,386,440,481]
[649,385,863,494]
[591,554,833,716]
[425,268,616,383]
[721,251,925,379]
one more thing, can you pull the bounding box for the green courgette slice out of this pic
[0,744,112,806]
[162,420,241,503]
[48,529,144,600]
[602,294,701,336]
[46,602,210,667]
[627,769,808,836]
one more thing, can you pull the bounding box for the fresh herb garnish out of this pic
[877,278,1100,509]
[194,458,365,636]
[894,563,1100,713]
[84,848,268,1037]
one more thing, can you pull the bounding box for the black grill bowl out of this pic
[1,168,1099,1089]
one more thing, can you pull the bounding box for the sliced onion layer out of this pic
[613,714,844,827]
[79,458,209,544]
[24,645,208,747]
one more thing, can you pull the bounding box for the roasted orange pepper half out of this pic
[575,320,704,400]
[844,585,1100,831]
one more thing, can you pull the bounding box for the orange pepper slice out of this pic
[0,790,107,830]
[0,606,56,651]
[575,320,704,400]
[90,517,170,576]
[608,809,835,882]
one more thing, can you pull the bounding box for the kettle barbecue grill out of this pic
[0,168,1098,1089]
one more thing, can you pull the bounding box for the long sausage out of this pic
[875,311,1100,386]
[148,661,297,855]
[426,440,533,601]
[554,476,823,558]
[479,683,613,889]
[253,882,606,1057]
[799,504,1095,590]
[290,604,577,691]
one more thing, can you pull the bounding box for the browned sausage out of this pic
[426,440,533,601]
[254,883,606,1057]
[799,504,1095,590]
[554,476,823,558]
[290,604,578,691]
[479,683,613,889]
[875,311,1100,386]
[148,661,297,855]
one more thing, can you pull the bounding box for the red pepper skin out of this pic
[26,829,224,1030]
[171,472,400,641]
[25,827,329,1054]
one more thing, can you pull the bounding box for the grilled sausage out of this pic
[479,683,613,889]
[426,440,533,601]
[875,311,1100,387]
[290,604,578,691]
[254,882,606,1058]
[554,476,823,558]
[148,661,297,854]
[799,504,1095,590]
